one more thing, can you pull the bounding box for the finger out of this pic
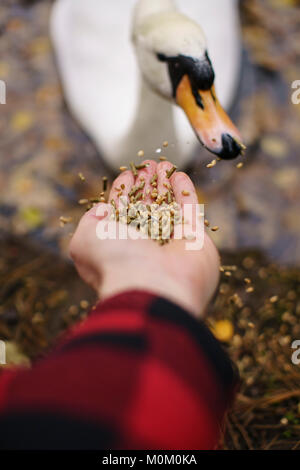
[171,172,199,233]
[170,171,198,206]
[86,202,112,221]
[70,203,112,260]
[156,161,174,198]
[108,170,134,207]
[134,159,157,204]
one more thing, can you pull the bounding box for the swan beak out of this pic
[176,75,245,159]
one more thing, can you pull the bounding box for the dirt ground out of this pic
[0,0,300,450]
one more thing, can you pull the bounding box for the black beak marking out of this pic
[191,87,204,109]
[217,134,242,160]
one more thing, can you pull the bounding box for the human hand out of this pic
[70,160,220,318]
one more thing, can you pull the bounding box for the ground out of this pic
[0,0,300,450]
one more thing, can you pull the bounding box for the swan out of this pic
[50,0,243,171]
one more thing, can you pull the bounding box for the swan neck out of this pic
[133,0,176,26]
[113,78,177,169]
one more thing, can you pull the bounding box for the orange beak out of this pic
[176,75,245,159]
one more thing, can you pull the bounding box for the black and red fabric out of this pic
[0,290,238,450]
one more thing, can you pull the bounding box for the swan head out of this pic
[132,1,244,160]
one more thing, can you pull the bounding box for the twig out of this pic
[292,440,300,450]
[231,414,254,450]
[264,434,280,450]
[226,416,241,449]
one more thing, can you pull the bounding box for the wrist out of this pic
[98,265,207,319]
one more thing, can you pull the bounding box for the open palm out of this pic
[70,160,219,317]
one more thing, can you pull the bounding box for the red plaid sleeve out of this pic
[0,290,238,450]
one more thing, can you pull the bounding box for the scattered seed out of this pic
[246,286,254,293]
[204,219,210,227]
[225,271,232,277]
[89,197,101,203]
[119,166,127,172]
[222,265,237,272]
[206,159,217,168]
[120,184,125,190]
[32,313,44,325]
[135,192,143,201]
[156,195,166,205]
[230,293,243,308]
[130,161,138,177]
[78,172,85,182]
[100,197,106,203]
[80,300,90,309]
[243,257,255,269]
[270,295,279,303]
[129,186,139,197]
[102,176,108,192]
[233,137,247,151]
[150,174,158,185]
[159,156,167,161]
[113,185,182,246]
[244,277,252,284]
[78,199,89,205]
[236,162,244,169]
[59,216,72,225]
[279,335,291,347]
[137,150,144,158]
[69,305,79,316]
[182,190,190,196]
[135,163,149,170]
[163,141,169,147]
[166,166,177,179]
[211,226,219,232]
[232,335,243,348]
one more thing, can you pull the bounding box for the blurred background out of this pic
[0,0,300,450]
